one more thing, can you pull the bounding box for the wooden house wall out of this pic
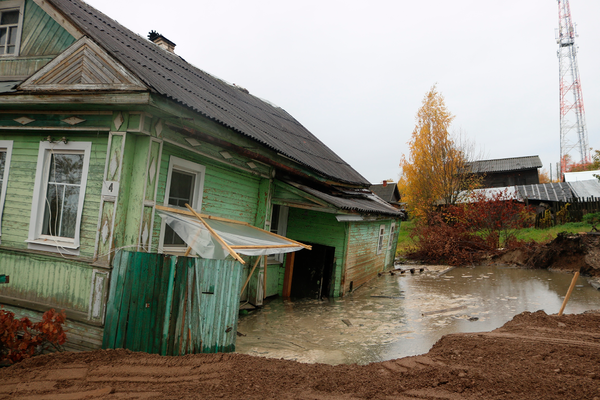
[343,220,393,294]
[479,169,539,189]
[0,132,107,257]
[285,208,346,298]
[150,141,261,252]
[0,131,108,313]
[0,0,75,78]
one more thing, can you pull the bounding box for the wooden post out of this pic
[263,256,267,300]
[558,271,580,316]
[239,256,262,297]
[185,204,245,264]
[282,252,295,298]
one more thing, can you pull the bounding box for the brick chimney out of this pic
[148,30,176,53]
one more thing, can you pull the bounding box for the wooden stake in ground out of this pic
[558,270,580,316]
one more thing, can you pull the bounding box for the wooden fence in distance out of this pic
[535,197,600,228]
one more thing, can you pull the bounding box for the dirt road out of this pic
[1,310,599,399]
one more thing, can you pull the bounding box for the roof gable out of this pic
[43,0,369,186]
[19,36,147,92]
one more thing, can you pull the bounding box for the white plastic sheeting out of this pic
[158,210,304,260]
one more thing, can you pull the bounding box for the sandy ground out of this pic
[2,310,600,400]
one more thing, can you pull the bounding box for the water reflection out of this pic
[236,266,600,365]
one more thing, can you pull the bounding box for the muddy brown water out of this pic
[235,265,600,365]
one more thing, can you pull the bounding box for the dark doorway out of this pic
[291,243,335,299]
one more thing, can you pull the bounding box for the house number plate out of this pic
[102,181,120,198]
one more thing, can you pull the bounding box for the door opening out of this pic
[290,242,335,299]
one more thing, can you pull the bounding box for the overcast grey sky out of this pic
[86,0,600,184]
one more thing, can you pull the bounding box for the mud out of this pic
[2,310,600,399]
[491,233,600,277]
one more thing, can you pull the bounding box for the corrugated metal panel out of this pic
[43,0,369,186]
[517,182,573,202]
[294,183,403,216]
[103,251,243,355]
[468,156,542,174]
[568,180,600,199]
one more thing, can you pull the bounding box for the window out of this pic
[377,224,386,255]
[160,156,205,253]
[0,1,24,56]
[0,140,13,237]
[28,141,91,254]
[269,204,288,263]
[387,222,396,250]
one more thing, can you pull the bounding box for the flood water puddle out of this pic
[235,265,600,365]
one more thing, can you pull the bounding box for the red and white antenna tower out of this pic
[556,0,589,175]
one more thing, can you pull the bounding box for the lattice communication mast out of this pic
[556,0,589,175]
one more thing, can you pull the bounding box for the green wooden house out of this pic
[0,0,401,350]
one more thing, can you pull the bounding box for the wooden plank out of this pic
[282,252,295,298]
[184,204,245,264]
[161,256,176,356]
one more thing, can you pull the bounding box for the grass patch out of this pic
[396,219,416,255]
[396,219,595,256]
[514,222,594,242]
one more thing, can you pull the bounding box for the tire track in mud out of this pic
[1,355,234,399]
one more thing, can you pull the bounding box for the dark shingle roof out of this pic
[46,0,369,186]
[468,156,542,174]
[369,183,400,203]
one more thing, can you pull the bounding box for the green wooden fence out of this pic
[102,251,243,355]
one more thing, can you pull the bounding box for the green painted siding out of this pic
[20,0,75,56]
[0,132,107,258]
[0,249,94,313]
[285,208,347,298]
[0,0,76,77]
[151,142,261,251]
[345,220,394,293]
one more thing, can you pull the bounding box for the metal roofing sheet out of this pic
[294,184,403,216]
[568,180,600,199]
[46,0,369,185]
[517,182,573,202]
[564,170,600,182]
[468,156,542,174]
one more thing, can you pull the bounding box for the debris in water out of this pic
[422,305,467,316]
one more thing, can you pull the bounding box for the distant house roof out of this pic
[38,0,369,186]
[517,182,573,202]
[369,183,401,204]
[569,180,600,198]
[468,156,542,174]
[564,170,600,182]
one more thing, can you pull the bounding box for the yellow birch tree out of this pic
[399,85,477,221]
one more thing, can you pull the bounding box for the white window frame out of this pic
[376,224,386,255]
[0,0,25,57]
[159,156,205,255]
[0,140,14,237]
[27,141,91,255]
[268,204,289,264]
[387,222,396,250]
